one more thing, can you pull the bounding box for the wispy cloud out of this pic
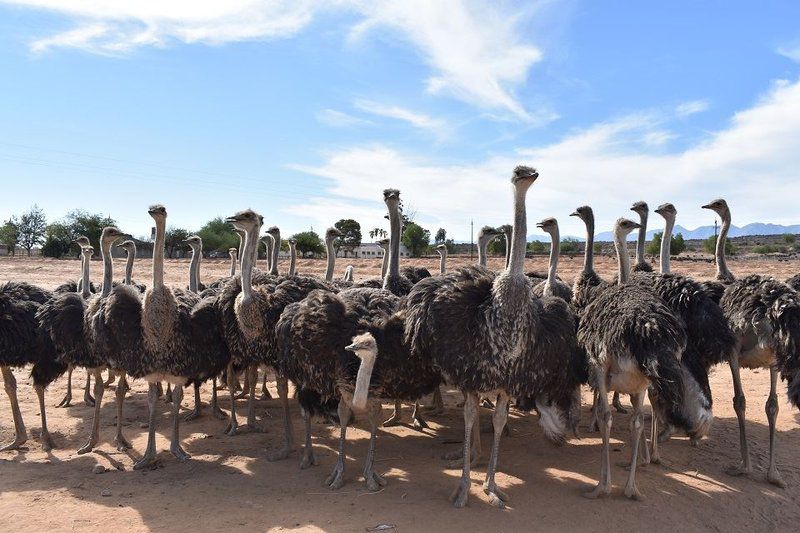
[8,0,545,119]
[291,78,800,239]
[353,99,445,133]
[316,109,372,128]
[675,99,709,118]
[777,44,800,63]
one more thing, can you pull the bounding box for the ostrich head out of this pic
[569,205,593,224]
[226,209,263,233]
[74,235,91,248]
[116,239,136,254]
[147,204,167,221]
[288,238,297,247]
[630,201,648,216]
[436,243,447,254]
[228,247,237,257]
[266,226,280,238]
[377,238,390,251]
[326,227,343,242]
[536,217,558,237]
[701,198,729,218]
[184,234,202,251]
[615,218,641,236]
[82,246,94,260]
[478,226,501,240]
[383,189,401,213]
[511,165,538,189]
[654,202,677,221]
[345,332,379,412]
[101,226,130,246]
[498,224,512,239]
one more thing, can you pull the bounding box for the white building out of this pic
[337,242,410,258]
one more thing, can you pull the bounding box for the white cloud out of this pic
[777,45,800,63]
[316,108,371,128]
[291,78,800,240]
[7,0,544,119]
[353,99,445,133]
[675,99,709,118]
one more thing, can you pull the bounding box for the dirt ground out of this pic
[1,255,800,532]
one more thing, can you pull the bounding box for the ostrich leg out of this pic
[224,362,240,436]
[35,384,54,451]
[299,406,317,469]
[1,367,27,451]
[267,375,294,461]
[210,378,227,420]
[325,399,352,490]
[483,391,510,508]
[612,392,628,414]
[244,365,260,431]
[383,400,404,427]
[83,369,95,406]
[450,392,478,508]
[363,400,387,491]
[104,368,117,387]
[134,383,160,469]
[169,384,190,461]
[76,368,105,454]
[56,366,73,407]
[183,382,203,421]
[623,393,645,500]
[765,367,785,488]
[584,372,612,499]
[425,387,445,415]
[164,383,173,404]
[725,354,752,477]
[589,389,599,432]
[113,373,132,451]
[260,369,272,400]
[444,405,481,468]
[410,401,430,430]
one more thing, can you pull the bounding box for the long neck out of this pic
[478,237,488,267]
[189,247,200,292]
[229,252,237,277]
[240,227,258,300]
[636,211,648,266]
[504,232,511,269]
[236,232,244,268]
[101,236,114,297]
[386,204,401,283]
[660,216,674,274]
[152,218,165,290]
[439,250,446,274]
[380,247,389,278]
[614,228,631,283]
[716,211,732,280]
[124,250,134,284]
[288,243,296,276]
[507,186,529,276]
[582,215,595,274]
[325,237,335,281]
[78,252,85,291]
[546,227,560,293]
[265,240,273,273]
[270,234,280,276]
[81,253,91,298]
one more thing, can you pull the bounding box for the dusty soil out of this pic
[1,255,799,532]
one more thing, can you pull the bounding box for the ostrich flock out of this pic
[1,166,799,508]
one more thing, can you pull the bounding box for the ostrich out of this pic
[378,238,390,278]
[700,199,736,304]
[287,239,297,276]
[182,235,227,421]
[53,235,95,295]
[263,233,275,274]
[703,198,800,487]
[532,218,573,301]
[222,208,331,447]
[499,223,512,269]
[403,166,586,508]
[135,205,230,468]
[266,226,281,276]
[228,247,238,277]
[323,227,344,282]
[630,201,653,273]
[629,203,735,451]
[424,243,450,415]
[476,226,501,268]
[117,240,147,292]
[343,265,354,281]
[578,217,710,500]
[436,243,447,274]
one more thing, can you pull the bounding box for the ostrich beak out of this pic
[569,211,579,217]
[701,203,712,210]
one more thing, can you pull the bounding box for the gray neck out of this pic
[438,249,447,274]
[660,215,674,274]
[152,219,165,290]
[636,210,648,267]
[582,215,595,274]
[81,252,91,299]
[546,227,560,294]
[240,226,258,300]
[478,236,490,267]
[101,236,114,297]
[189,246,201,292]
[229,251,237,277]
[270,234,280,276]
[504,230,512,269]
[386,203,401,285]
[265,239,273,273]
[124,248,134,285]
[716,211,732,280]
[288,243,296,276]
[380,246,389,278]
[507,185,529,276]
[78,252,85,292]
[325,237,335,281]
[236,232,244,270]
[614,227,631,283]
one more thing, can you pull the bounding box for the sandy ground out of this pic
[1,255,800,532]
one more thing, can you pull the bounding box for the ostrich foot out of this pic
[412,412,430,430]
[725,462,752,477]
[211,405,227,420]
[767,468,786,489]
[299,448,317,470]
[0,437,27,452]
[450,478,470,508]
[616,459,648,470]
[588,416,599,433]
[223,421,239,436]
[170,443,191,462]
[55,391,72,408]
[482,481,509,509]
[612,396,628,414]
[183,407,203,422]
[76,436,97,455]
[325,463,345,490]
[113,434,132,451]
[164,390,173,404]
[364,469,387,492]
[658,425,675,443]
[582,482,611,500]
[624,480,644,501]
[383,412,404,427]
[40,431,55,452]
[83,392,95,407]
[267,445,292,462]
[133,452,160,470]
[480,399,494,409]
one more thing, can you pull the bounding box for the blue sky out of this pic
[1,1,799,241]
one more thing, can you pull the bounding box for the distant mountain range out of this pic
[522,223,800,243]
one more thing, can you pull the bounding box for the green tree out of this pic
[41,222,73,258]
[197,217,239,252]
[17,204,47,256]
[488,237,506,256]
[528,240,547,254]
[703,234,736,255]
[593,242,603,254]
[334,219,362,258]
[292,230,324,257]
[560,238,579,253]
[647,232,687,256]
[0,217,19,256]
[368,227,387,241]
[165,227,190,258]
[63,210,116,256]
[401,222,430,257]
[783,233,796,244]
[434,228,447,244]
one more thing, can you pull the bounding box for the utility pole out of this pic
[470,219,474,260]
